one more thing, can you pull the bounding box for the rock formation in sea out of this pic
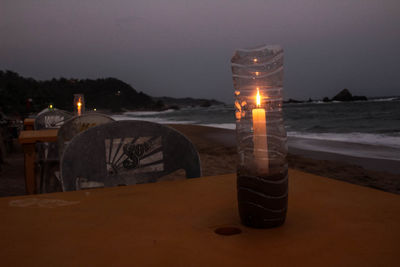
[333,88,368,101]
[325,89,368,102]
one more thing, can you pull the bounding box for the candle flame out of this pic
[253,58,258,63]
[255,71,259,76]
[77,102,82,107]
[256,88,261,107]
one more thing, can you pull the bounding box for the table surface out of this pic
[18,129,58,144]
[1,170,399,266]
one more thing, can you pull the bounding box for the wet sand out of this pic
[0,124,399,197]
[288,137,400,174]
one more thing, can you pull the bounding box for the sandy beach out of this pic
[0,124,399,197]
[169,125,400,194]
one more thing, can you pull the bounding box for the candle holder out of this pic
[231,45,288,228]
[73,94,85,116]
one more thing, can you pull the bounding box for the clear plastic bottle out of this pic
[231,45,288,228]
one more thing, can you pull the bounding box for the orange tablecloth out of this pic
[1,170,399,266]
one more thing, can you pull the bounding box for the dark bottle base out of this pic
[239,205,286,228]
[237,172,288,229]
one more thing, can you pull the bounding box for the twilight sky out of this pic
[1,0,399,103]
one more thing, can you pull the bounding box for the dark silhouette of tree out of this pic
[0,70,155,115]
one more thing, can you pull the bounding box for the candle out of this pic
[77,99,82,116]
[252,88,269,173]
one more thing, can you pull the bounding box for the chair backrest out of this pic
[34,110,73,161]
[57,113,115,157]
[60,120,201,191]
[34,110,73,130]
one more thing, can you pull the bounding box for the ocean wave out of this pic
[369,97,399,102]
[285,97,400,105]
[110,115,400,150]
[197,126,400,150]
[111,114,196,125]
[123,109,176,116]
[287,131,400,149]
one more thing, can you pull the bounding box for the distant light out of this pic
[255,71,259,76]
[253,58,258,63]
[94,108,97,111]
[49,104,53,109]
[77,102,82,107]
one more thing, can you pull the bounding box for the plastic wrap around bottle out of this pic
[231,45,288,228]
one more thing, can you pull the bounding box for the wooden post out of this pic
[24,118,35,130]
[22,143,36,194]
[18,129,58,194]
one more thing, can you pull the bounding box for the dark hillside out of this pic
[0,70,154,115]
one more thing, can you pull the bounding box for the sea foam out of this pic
[287,131,400,149]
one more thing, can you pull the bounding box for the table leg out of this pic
[22,143,36,194]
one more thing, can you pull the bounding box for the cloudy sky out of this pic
[1,0,399,103]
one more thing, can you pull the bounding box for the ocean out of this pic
[113,98,400,162]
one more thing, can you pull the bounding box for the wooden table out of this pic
[1,170,399,266]
[18,129,59,194]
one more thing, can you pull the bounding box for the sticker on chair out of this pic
[44,116,65,128]
[105,136,164,176]
[75,122,98,133]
